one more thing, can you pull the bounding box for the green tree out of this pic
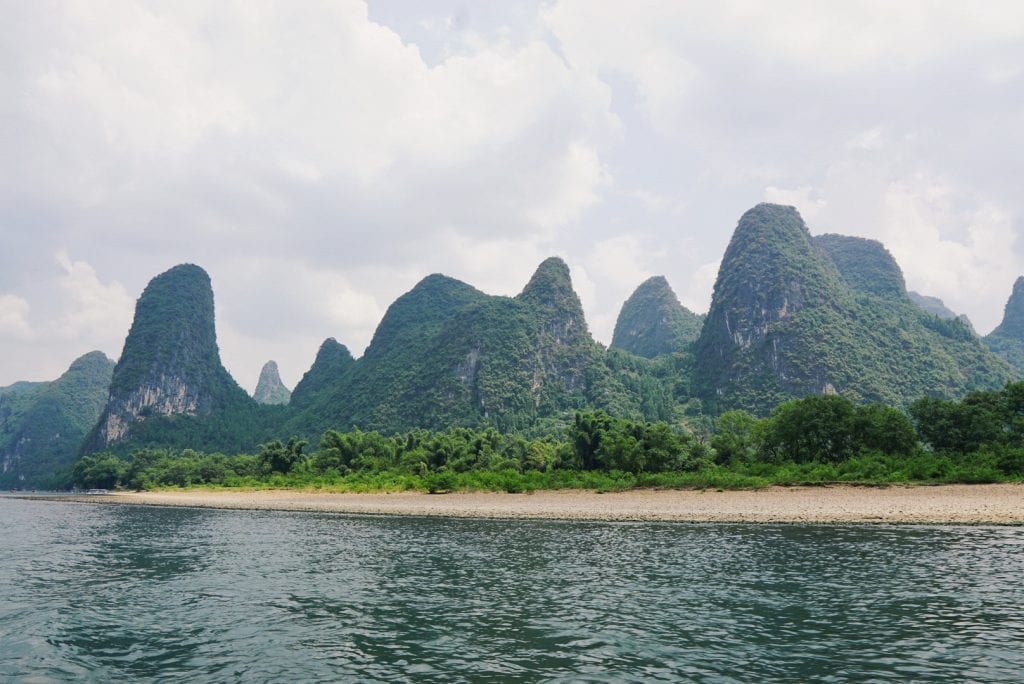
[258,436,307,474]
[711,410,764,465]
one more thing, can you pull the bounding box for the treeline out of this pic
[74,383,1024,492]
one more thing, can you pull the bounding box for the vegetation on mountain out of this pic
[984,277,1024,376]
[610,276,704,358]
[253,361,291,405]
[59,208,1021,481]
[814,233,905,298]
[695,204,1013,414]
[285,258,661,440]
[83,264,265,454]
[73,383,1024,492]
[1,352,114,488]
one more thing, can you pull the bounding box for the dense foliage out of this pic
[695,204,1014,414]
[610,276,704,358]
[73,385,1024,492]
[26,206,1021,483]
[282,258,662,439]
[0,352,114,489]
[984,276,1024,375]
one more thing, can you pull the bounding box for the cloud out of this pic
[0,295,33,341]
[53,251,134,342]
[1,1,1022,385]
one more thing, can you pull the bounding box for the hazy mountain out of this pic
[984,277,1024,375]
[253,361,291,405]
[610,276,704,358]
[906,291,976,333]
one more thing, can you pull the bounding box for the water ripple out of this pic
[1,498,1022,682]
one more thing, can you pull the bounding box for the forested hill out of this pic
[0,202,1008,471]
[82,264,275,455]
[1,351,114,488]
[611,276,704,358]
[284,257,661,438]
[985,277,1024,375]
[694,204,1013,414]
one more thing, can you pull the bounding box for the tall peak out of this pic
[289,338,355,408]
[611,276,703,358]
[517,256,588,340]
[992,276,1024,339]
[86,263,251,448]
[519,257,574,306]
[253,360,291,405]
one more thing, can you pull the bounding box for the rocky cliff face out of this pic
[1,351,114,488]
[611,276,703,358]
[253,361,291,405]
[85,264,254,450]
[985,277,1024,375]
[695,204,1013,413]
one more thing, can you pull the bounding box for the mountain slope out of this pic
[695,204,1014,413]
[611,276,704,358]
[289,258,657,436]
[253,361,291,405]
[906,291,976,333]
[83,264,270,454]
[1,352,115,487]
[985,277,1024,375]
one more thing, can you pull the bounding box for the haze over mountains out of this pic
[5,204,1021,485]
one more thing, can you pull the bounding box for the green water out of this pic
[1,496,1022,682]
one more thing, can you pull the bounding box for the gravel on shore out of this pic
[32,483,1024,524]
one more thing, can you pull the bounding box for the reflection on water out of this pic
[1,497,1022,682]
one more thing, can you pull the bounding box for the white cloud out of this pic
[0,295,33,341]
[678,260,720,316]
[1,1,1022,386]
[764,186,826,223]
[53,251,134,342]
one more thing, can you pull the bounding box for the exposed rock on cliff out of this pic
[253,361,291,405]
[84,264,256,451]
[694,204,1013,413]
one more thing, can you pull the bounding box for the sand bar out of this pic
[25,483,1024,524]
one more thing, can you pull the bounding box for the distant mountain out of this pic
[288,257,658,436]
[253,361,291,405]
[984,277,1024,376]
[908,291,957,319]
[907,291,976,333]
[694,204,1013,413]
[83,264,271,454]
[1,352,114,488]
[814,233,905,298]
[611,276,704,358]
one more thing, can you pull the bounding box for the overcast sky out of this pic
[2,1,1023,391]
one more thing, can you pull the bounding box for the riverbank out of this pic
[33,483,1024,524]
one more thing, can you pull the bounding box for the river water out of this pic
[1,496,1022,682]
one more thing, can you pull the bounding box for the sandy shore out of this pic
[31,483,1024,524]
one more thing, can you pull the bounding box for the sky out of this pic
[2,1,1023,391]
